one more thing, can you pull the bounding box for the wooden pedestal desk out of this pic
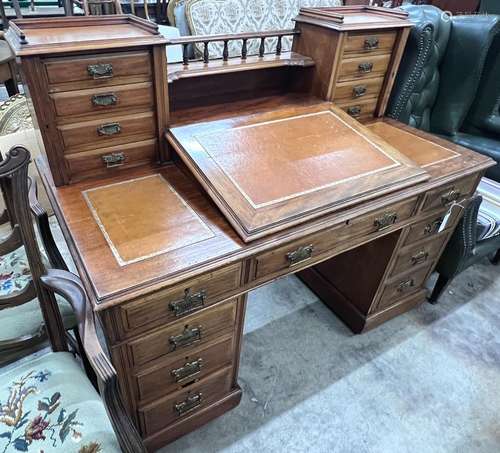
[7,6,494,450]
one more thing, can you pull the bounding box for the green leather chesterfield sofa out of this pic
[387,4,500,182]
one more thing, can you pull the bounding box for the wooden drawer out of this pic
[119,262,242,337]
[51,82,154,118]
[344,31,397,55]
[59,111,156,152]
[389,234,447,278]
[134,337,234,405]
[338,54,391,82]
[421,175,477,213]
[403,209,461,246]
[379,265,431,307]
[44,51,152,87]
[334,76,384,102]
[254,196,418,280]
[138,366,233,437]
[64,139,156,182]
[337,97,378,120]
[127,299,237,369]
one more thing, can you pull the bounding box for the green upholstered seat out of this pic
[0,246,76,353]
[0,352,121,452]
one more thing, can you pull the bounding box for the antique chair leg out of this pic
[429,273,451,304]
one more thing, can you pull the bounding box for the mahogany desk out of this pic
[8,6,494,450]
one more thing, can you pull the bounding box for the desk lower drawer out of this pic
[138,366,233,437]
[134,336,234,405]
[127,299,237,369]
[253,196,418,280]
[333,77,384,103]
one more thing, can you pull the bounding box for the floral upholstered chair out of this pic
[0,146,146,453]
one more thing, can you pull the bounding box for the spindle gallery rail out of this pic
[166,29,300,66]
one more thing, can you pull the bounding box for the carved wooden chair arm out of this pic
[40,268,147,453]
[28,176,68,270]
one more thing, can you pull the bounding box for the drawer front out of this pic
[344,31,397,55]
[403,209,461,246]
[121,262,242,336]
[139,367,233,436]
[135,337,234,405]
[380,265,431,306]
[338,54,391,82]
[337,98,378,120]
[51,82,154,118]
[64,139,156,181]
[421,176,477,213]
[45,51,152,86]
[59,111,156,152]
[389,235,447,277]
[254,196,418,280]
[334,77,384,102]
[128,299,237,369]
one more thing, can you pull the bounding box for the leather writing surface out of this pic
[195,111,396,207]
[169,104,429,242]
[83,174,214,266]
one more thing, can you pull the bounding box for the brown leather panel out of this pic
[367,121,460,167]
[83,173,215,265]
[194,110,395,207]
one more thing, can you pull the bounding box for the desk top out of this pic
[37,117,492,308]
[169,104,428,242]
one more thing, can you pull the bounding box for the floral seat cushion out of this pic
[0,352,121,452]
[0,247,75,345]
[476,178,500,241]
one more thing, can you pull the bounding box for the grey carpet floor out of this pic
[38,219,500,452]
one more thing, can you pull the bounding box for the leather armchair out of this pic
[386,5,500,181]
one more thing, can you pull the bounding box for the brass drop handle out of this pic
[97,122,121,136]
[397,278,414,293]
[87,63,113,79]
[424,218,443,235]
[171,358,203,383]
[411,250,428,265]
[169,288,206,317]
[364,37,379,50]
[286,244,314,266]
[441,189,461,205]
[358,62,373,73]
[102,152,125,168]
[374,212,398,231]
[353,85,367,98]
[347,106,362,118]
[169,325,202,351]
[175,392,202,416]
[92,93,117,107]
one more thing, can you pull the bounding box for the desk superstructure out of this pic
[7,7,494,450]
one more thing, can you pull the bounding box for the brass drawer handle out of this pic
[441,189,461,205]
[364,37,379,50]
[102,152,125,168]
[175,392,202,416]
[397,278,415,293]
[169,288,206,317]
[169,325,202,351]
[92,93,117,107]
[87,63,113,79]
[374,212,398,231]
[358,62,373,73]
[286,244,314,266]
[347,106,361,118]
[171,358,203,383]
[411,250,428,265]
[353,85,367,98]
[97,122,121,136]
[424,218,443,235]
